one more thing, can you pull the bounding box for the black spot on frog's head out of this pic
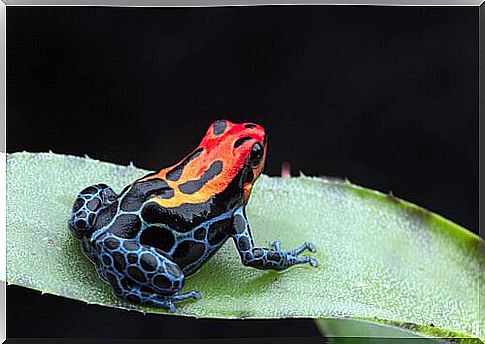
[212,120,228,136]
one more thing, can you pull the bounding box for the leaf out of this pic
[6,152,482,340]
[316,318,482,344]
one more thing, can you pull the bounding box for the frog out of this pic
[68,119,318,312]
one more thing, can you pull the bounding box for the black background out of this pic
[7,6,478,339]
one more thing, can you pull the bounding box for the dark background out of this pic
[7,6,478,339]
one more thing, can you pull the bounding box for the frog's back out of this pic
[86,177,235,276]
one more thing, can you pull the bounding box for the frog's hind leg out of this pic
[68,183,117,238]
[99,237,200,312]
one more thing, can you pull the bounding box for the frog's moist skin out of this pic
[68,119,317,312]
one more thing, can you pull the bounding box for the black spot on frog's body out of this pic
[141,203,167,224]
[166,262,182,277]
[75,219,86,229]
[72,198,84,212]
[178,160,223,194]
[207,218,232,245]
[139,226,175,252]
[108,214,141,239]
[127,253,138,264]
[153,275,171,290]
[94,203,118,230]
[104,237,120,250]
[120,179,174,212]
[123,241,140,251]
[127,294,141,304]
[232,214,247,234]
[120,278,133,290]
[88,213,95,225]
[87,198,101,211]
[112,251,127,272]
[102,254,112,266]
[238,236,250,251]
[141,202,213,233]
[172,240,206,268]
[77,210,87,218]
[194,227,206,240]
[127,266,146,283]
[166,148,204,182]
[140,253,158,271]
[266,251,282,263]
[81,186,98,195]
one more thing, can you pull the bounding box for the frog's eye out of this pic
[249,142,264,167]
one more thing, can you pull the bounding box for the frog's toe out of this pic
[191,290,202,300]
[167,303,177,313]
[308,257,318,268]
[307,242,317,253]
[170,290,201,303]
[180,290,201,301]
[290,242,317,256]
[287,254,318,268]
[270,240,282,250]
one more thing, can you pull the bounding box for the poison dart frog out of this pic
[68,120,318,312]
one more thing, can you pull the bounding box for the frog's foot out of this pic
[287,253,319,268]
[153,290,201,313]
[101,242,201,312]
[287,242,318,267]
[124,288,201,313]
[269,241,317,268]
[69,183,117,238]
[169,290,202,303]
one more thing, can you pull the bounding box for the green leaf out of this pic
[6,152,482,340]
[316,318,482,344]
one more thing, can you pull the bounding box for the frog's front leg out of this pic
[230,207,318,270]
[98,236,200,312]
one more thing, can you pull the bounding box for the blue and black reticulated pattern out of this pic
[68,183,117,238]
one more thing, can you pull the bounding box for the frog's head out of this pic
[148,119,266,208]
[202,119,267,204]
